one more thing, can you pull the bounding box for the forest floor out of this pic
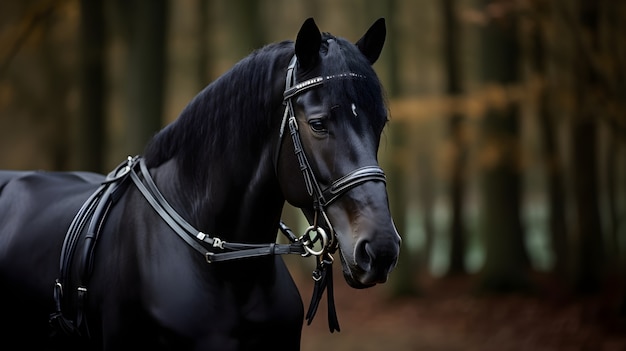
[294,268,626,351]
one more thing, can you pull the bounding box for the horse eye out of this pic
[309,119,327,133]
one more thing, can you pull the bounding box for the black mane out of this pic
[143,33,387,176]
[144,41,294,171]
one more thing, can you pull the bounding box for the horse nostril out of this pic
[353,236,400,286]
[354,240,374,272]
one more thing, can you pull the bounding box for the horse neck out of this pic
[148,151,285,245]
[143,62,290,244]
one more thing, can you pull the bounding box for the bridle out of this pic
[276,55,387,258]
[273,55,387,331]
[50,53,387,336]
[131,54,387,266]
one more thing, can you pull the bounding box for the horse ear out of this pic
[295,18,322,70]
[355,18,386,65]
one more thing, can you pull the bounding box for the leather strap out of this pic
[129,158,306,262]
[276,54,387,333]
[51,157,136,337]
[320,166,386,207]
[51,156,309,338]
[52,51,383,338]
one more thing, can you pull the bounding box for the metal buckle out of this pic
[300,226,328,257]
[212,237,225,249]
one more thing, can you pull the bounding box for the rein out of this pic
[128,157,307,262]
[50,53,386,337]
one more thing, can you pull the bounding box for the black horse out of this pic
[0,18,400,350]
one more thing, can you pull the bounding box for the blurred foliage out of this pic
[0,0,625,297]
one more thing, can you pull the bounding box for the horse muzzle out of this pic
[334,215,401,289]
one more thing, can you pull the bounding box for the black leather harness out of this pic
[50,54,387,336]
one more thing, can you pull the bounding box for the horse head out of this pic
[276,18,401,289]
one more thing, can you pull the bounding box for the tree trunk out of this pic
[442,0,467,276]
[385,122,416,296]
[477,0,530,292]
[602,0,624,272]
[77,0,106,172]
[383,0,419,296]
[531,1,568,277]
[123,0,168,156]
[571,0,604,293]
[226,0,264,57]
[197,0,210,90]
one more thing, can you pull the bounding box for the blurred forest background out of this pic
[1,0,626,349]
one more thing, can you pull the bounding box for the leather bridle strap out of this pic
[50,156,309,338]
[128,157,306,262]
[277,55,387,333]
[320,166,386,207]
[279,55,387,222]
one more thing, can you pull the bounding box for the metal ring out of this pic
[301,226,328,257]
